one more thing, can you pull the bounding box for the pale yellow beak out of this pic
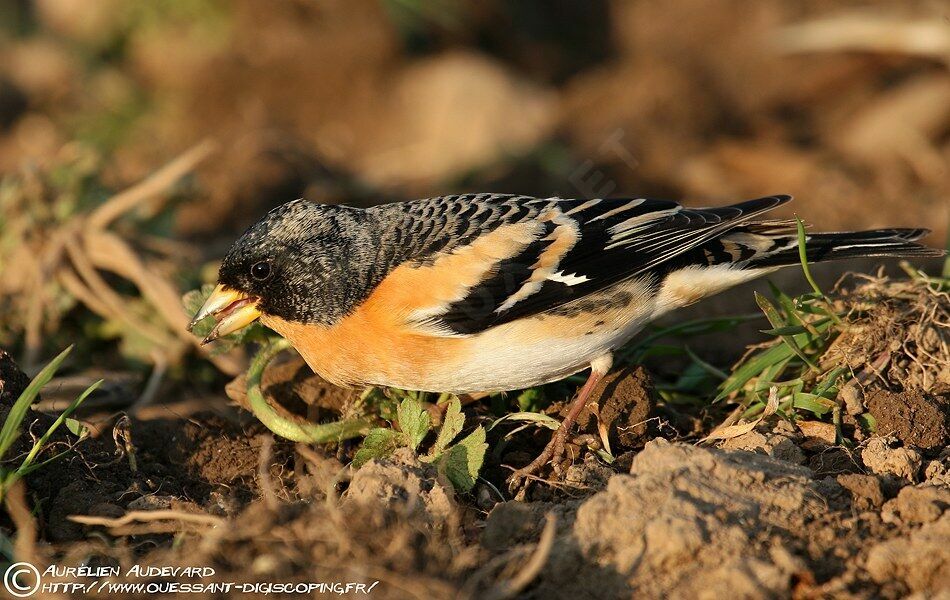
[187,283,262,344]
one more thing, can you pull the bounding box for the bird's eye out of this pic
[251,261,272,281]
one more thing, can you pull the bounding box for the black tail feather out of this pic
[747,228,944,268]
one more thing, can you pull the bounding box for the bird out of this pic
[188,193,942,483]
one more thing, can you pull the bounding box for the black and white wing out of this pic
[370,193,791,335]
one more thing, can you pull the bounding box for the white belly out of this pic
[389,265,771,393]
[405,280,661,393]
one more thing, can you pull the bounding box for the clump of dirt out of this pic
[579,365,656,452]
[884,485,950,526]
[517,440,821,598]
[344,448,456,529]
[836,473,886,511]
[861,435,925,482]
[0,348,45,459]
[0,349,30,405]
[866,389,949,453]
[719,420,807,464]
[865,514,950,594]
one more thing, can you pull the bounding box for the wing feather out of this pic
[369,193,791,336]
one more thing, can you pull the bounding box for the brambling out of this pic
[188,194,941,482]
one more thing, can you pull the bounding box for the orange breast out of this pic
[261,309,464,389]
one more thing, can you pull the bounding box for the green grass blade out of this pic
[796,218,824,298]
[813,367,848,398]
[0,345,73,461]
[684,346,728,381]
[792,392,835,416]
[796,218,844,325]
[755,292,818,371]
[18,379,102,474]
[715,343,795,402]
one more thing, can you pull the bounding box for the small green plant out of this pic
[353,395,488,492]
[713,222,850,430]
[0,346,100,502]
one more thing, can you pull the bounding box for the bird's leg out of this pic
[508,354,613,490]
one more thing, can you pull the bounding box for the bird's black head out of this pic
[216,198,377,326]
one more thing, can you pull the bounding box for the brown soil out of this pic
[3,336,947,599]
[866,389,949,453]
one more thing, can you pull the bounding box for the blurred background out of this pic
[0,0,947,386]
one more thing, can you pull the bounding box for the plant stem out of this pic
[246,339,372,443]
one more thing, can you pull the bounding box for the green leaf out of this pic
[0,346,73,461]
[182,285,268,352]
[397,396,430,451]
[857,413,877,433]
[516,387,545,412]
[352,428,401,468]
[431,397,464,457]
[65,419,87,437]
[439,426,487,492]
[181,284,217,337]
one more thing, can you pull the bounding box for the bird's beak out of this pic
[187,284,262,345]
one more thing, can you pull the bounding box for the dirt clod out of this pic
[838,383,866,416]
[861,436,923,482]
[884,485,950,526]
[526,440,823,598]
[720,423,807,465]
[924,452,950,487]
[344,448,456,529]
[865,514,950,594]
[577,365,655,452]
[0,348,30,405]
[866,389,949,453]
[837,474,886,511]
[0,348,52,459]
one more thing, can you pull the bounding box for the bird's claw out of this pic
[506,428,570,495]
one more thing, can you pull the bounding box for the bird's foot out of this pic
[506,424,572,494]
[506,354,612,497]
